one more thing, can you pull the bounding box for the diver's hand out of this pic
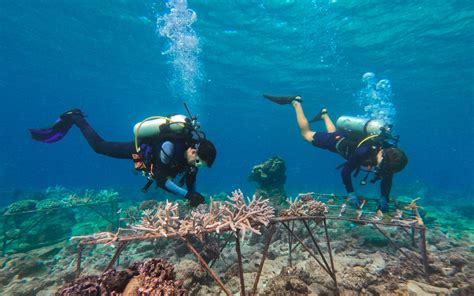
[185,191,205,207]
[347,192,362,209]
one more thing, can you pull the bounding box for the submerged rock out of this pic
[248,156,287,205]
[56,258,185,296]
[406,280,450,295]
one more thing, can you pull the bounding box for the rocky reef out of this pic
[0,187,120,254]
[56,258,185,295]
[248,156,287,206]
[0,186,473,295]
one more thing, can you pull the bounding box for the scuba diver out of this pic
[29,106,217,207]
[263,94,408,213]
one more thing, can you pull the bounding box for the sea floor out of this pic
[0,187,472,295]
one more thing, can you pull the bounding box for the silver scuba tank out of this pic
[336,116,385,136]
[133,114,189,139]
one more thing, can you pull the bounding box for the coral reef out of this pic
[36,198,64,210]
[279,193,328,217]
[5,199,38,214]
[76,189,275,244]
[139,199,159,211]
[248,156,287,205]
[131,258,185,295]
[0,188,121,254]
[1,186,473,296]
[56,258,185,296]
[264,267,310,295]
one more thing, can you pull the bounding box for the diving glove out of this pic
[347,192,362,209]
[185,191,205,207]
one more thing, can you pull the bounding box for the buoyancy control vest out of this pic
[132,114,203,192]
[334,116,400,185]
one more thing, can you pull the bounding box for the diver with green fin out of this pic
[263,94,408,214]
[28,104,216,207]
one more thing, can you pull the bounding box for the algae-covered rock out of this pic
[264,266,310,295]
[139,199,159,210]
[36,198,64,210]
[406,280,450,295]
[248,156,287,205]
[340,266,376,291]
[351,226,389,248]
[6,199,37,214]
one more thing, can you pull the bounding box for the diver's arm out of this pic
[152,141,188,197]
[152,172,188,197]
[341,147,367,193]
[164,179,188,197]
[341,163,356,193]
[380,174,393,200]
[185,167,198,192]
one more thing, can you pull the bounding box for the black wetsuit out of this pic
[311,131,392,201]
[73,116,197,197]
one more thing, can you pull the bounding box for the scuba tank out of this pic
[133,114,189,140]
[336,116,386,136]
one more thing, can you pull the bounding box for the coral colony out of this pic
[68,189,433,295]
[1,158,472,295]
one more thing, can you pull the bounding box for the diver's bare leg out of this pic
[323,113,336,133]
[291,100,315,142]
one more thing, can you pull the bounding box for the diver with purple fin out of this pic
[263,94,408,213]
[29,104,217,207]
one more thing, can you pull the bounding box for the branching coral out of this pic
[73,189,275,244]
[215,189,274,239]
[131,200,181,237]
[70,232,117,244]
[279,194,328,217]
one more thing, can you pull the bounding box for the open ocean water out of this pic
[1,0,472,198]
[0,1,473,295]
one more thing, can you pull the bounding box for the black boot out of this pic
[60,108,85,122]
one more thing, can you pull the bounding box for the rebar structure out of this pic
[74,214,428,296]
[1,199,119,256]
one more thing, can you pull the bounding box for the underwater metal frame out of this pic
[1,199,120,256]
[74,214,428,296]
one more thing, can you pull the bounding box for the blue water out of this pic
[1,0,473,206]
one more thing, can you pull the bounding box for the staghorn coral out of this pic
[73,189,275,244]
[178,197,224,239]
[215,189,274,239]
[279,194,328,217]
[131,200,182,237]
[70,232,118,244]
